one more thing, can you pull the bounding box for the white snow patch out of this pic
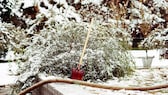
[131,0,150,12]
[5,51,15,60]
[81,0,103,5]
[0,63,17,86]
[21,0,35,8]
[153,0,168,9]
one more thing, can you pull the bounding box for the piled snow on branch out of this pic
[153,0,168,9]
[81,0,103,5]
[140,28,168,49]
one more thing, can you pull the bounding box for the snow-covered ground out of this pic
[40,67,168,95]
[0,62,17,86]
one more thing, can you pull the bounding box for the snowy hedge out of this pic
[7,21,134,92]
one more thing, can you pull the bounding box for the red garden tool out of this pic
[71,19,93,80]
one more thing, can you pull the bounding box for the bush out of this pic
[13,22,135,92]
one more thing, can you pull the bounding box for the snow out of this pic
[129,8,142,18]
[21,0,35,8]
[81,0,103,5]
[5,51,15,60]
[131,0,149,12]
[0,63,17,86]
[153,0,168,9]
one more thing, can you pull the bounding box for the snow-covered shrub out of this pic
[11,21,135,92]
[137,0,168,49]
[0,22,26,58]
[140,28,168,49]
